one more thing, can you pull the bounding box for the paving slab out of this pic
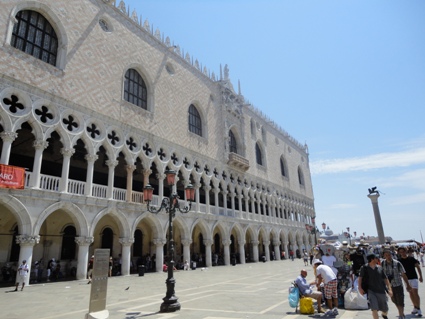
[1,259,423,319]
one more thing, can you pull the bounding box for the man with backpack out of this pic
[382,249,412,319]
[359,253,393,319]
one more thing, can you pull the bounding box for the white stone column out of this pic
[181,239,192,266]
[15,235,40,286]
[237,194,243,216]
[204,239,213,267]
[106,159,118,199]
[59,148,75,192]
[222,239,231,266]
[119,238,134,276]
[229,190,235,215]
[367,193,386,244]
[251,198,256,215]
[155,172,164,201]
[264,240,270,261]
[194,182,201,212]
[0,131,17,164]
[75,236,93,280]
[274,241,281,261]
[153,239,166,272]
[125,165,136,202]
[204,185,211,213]
[252,240,259,262]
[84,154,97,196]
[213,188,219,214]
[30,140,48,188]
[238,241,246,264]
[222,190,228,211]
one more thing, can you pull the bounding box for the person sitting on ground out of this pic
[295,269,325,313]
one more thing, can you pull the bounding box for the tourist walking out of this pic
[14,260,29,291]
[358,253,392,319]
[87,255,94,284]
[382,249,412,319]
[398,246,423,317]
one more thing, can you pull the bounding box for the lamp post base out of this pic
[160,296,181,313]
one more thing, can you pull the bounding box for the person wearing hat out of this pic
[313,259,338,316]
[397,246,423,317]
[15,260,29,291]
[382,249,411,319]
[358,253,392,319]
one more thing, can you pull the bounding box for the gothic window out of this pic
[280,157,287,177]
[298,166,305,186]
[188,104,202,136]
[124,69,147,109]
[255,143,262,166]
[229,130,237,153]
[11,10,58,66]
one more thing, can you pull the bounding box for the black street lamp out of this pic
[143,170,195,313]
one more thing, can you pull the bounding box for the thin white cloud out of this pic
[311,148,425,175]
[328,203,357,210]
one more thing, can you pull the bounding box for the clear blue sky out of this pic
[125,0,425,242]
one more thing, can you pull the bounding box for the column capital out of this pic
[181,239,192,246]
[60,148,75,157]
[273,241,281,246]
[33,139,49,150]
[238,240,246,246]
[126,164,136,173]
[75,236,94,246]
[156,172,166,180]
[251,240,259,246]
[203,239,214,246]
[16,234,40,246]
[0,131,18,142]
[85,154,98,163]
[263,240,270,246]
[367,193,380,202]
[222,239,231,246]
[106,159,119,168]
[203,185,211,192]
[119,237,135,246]
[153,238,167,246]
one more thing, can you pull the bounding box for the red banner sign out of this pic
[0,164,25,189]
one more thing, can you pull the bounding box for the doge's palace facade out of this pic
[0,0,316,285]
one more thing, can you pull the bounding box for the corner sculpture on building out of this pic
[0,0,316,287]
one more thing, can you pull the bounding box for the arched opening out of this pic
[60,225,76,260]
[101,227,113,255]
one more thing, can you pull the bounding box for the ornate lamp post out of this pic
[143,170,195,313]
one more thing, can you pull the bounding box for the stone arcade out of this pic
[0,0,316,287]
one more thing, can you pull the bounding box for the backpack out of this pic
[288,284,300,308]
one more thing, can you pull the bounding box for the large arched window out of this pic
[188,104,202,136]
[11,10,58,66]
[229,130,237,153]
[255,143,263,165]
[298,166,305,185]
[124,69,147,109]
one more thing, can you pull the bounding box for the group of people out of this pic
[295,244,423,318]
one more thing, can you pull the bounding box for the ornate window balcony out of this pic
[227,152,249,171]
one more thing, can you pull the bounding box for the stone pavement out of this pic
[1,259,424,319]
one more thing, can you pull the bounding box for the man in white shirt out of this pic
[314,259,339,316]
[322,253,338,275]
[15,260,29,291]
